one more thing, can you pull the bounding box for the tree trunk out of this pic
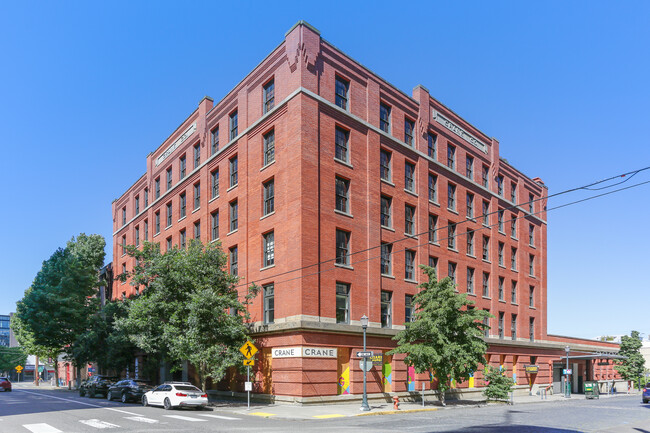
[34,355,39,386]
[54,359,59,387]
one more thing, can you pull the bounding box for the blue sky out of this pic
[1,1,648,339]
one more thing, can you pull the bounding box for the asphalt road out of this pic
[1,389,649,432]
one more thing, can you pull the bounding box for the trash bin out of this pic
[584,381,599,399]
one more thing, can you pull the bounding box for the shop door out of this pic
[552,366,562,394]
[261,348,273,394]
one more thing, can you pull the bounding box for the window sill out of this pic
[154,232,160,238]
[429,241,440,247]
[466,217,477,223]
[529,306,536,310]
[227,184,238,192]
[210,237,220,243]
[511,236,518,241]
[498,264,506,269]
[334,209,353,218]
[209,195,219,203]
[334,263,354,270]
[529,274,536,279]
[260,264,276,271]
[482,258,491,264]
[448,247,459,253]
[404,279,418,284]
[334,158,354,169]
[498,230,505,235]
[429,200,440,207]
[381,178,395,187]
[260,160,276,172]
[165,225,172,231]
[178,216,187,222]
[467,253,476,259]
[227,229,238,236]
[260,211,275,221]
[467,292,476,297]
[512,269,518,273]
[482,296,491,300]
[381,274,395,279]
[121,253,126,258]
[529,244,536,249]
[448,208,459,215]
[404,189,418,198]
[404,233,418,239]
[498,299,506,303]
[381,225,395,232]
[192,207,200,214]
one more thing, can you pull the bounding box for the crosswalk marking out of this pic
[163,414,208,422]
[79,419,120,429]
[22,424,62,433]
[124,416,159,424]
[197,414,241,420]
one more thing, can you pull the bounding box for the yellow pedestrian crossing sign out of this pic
[243,359,254,366]
[240,341,258,359]
[15,365,23,372]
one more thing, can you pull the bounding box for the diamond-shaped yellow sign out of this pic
[15,365,23,372]
[240,341,258,359]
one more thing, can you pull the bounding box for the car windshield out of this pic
[174,385,202,392]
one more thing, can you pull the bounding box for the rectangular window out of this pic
[498,242,504,266]
[380,195,392,227]
[428,173,437,202]
[448,262,457,284]
[263,231,275,267]
[380,291,392,328]
[135,196,140,214]
[511,216,517,238]
[194,143,200,169]
[482,200,489,226]
[511,314,517,340]
[211,127,219,155]
[405,249,415,280]
[482,165,489,188]
[166,203,172,227]
[466,229,474,256]
[180,193,186,218]
[497,175,504,196]
[229,110,238,140]
[211,169,219,198]
[482,235,490,261]
[180,156,186,179]
[404,118,414,145]
[448,222,456,249]
[155,211,160,234]
[194,220,200,239]
[405,295,414,323]
[263,179,274,215]
[467,267,475,294]
[404,161,415,192]
[466,193,474,218]
[211,211,219,240]
[466,155,474,179]
[167,167,173,190]
[229,201,238,232]
[335,229,350,266]
[122,207,126,225]
[229,246,238,276]
[144,220,148,241]
[529,286,535,308]
[121,235,126,255]
[511,247,517,270]
[264,284,274,324]
[498,312,504,339]
[381,242,392,275]
[447,145,455,170]
[498,276,504,301]
[180,229,186,249]
[428,214,437,243]
[484,310,490,338]
[529,317,534,341]
[335,76,349,110]
[336,283,350,324]
[482,272,490,297]
[135,226,140,247]
[380,149,391,181]
[155,178,160,199]
[498,210,504,232]
[429,256,438,274]
[166,237,172,251]
[511,281,517,304]
[529,224,535,246]
[335,177,350,213]
[529,193,534,213]
[335,127,349,162]
[511,182,517,203]
[229,156,238,187]
[263,79,275,113]
[379,103,391,133]
[427,133,436,158]
[144,188,149,207]
[447,183,456,210]
[405,204,415,235]
[529,254,535,276]
[194,183,200,210]
[263,129,275,166]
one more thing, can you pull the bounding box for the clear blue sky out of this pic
[1,1,649,339]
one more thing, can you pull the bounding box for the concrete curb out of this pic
[356,407,439,416]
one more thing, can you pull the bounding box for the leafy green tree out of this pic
[388,266,492,406]
[483,366,514,401]
[10,313,60,382]
[0,346,28,375]
[116,240,259,391]
[615,330,645,390]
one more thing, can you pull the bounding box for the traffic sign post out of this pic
[240,341,258,410]
[16,365,23,383]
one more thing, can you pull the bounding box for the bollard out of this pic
[392,395,400,410]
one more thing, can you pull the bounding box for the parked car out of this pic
[79,375,119,398]
[142,382,208,410]
[0,377,11,392]
[643,383,650,404]
[107,379,152,403]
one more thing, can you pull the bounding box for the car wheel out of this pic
[79,389,85,397]
[121,393,128,404]
[142,396,148,407]
[107,391,113,401]
[163,398,172,410]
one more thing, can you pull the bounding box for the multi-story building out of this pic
[0,314,11,347]
[112,21,621,401]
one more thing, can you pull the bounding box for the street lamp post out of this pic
[360,315,370,411]
[565,346,571,398]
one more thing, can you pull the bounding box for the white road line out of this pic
[197,414,242,420]
[124,416,159,424]
[105,407,141,416]
[16,390,141,416]
[163,414,208,422]
[22,424,63,433]
[79,419,120,429]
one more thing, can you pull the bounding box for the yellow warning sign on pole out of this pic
[240,341,258,359]
[15,365,23,372]
[243,359,254,366]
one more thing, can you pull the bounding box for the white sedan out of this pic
[142,382,208,410]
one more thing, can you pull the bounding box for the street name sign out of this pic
[356,351,373,358]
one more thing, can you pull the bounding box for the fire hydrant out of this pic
[392,395,400,410]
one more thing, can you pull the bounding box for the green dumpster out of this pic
[584,381,599,399]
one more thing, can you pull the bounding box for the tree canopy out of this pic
[615,330,645,389]
[388,265,492,406]
[0,346,28,374]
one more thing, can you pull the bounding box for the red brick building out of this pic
[112,21,622,401]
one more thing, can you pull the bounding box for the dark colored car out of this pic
[0,377,11,392]
[643,383,650,404]
[107,379,152,403]
[79,375,119,398]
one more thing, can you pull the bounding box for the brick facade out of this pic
[112,21,621,400]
